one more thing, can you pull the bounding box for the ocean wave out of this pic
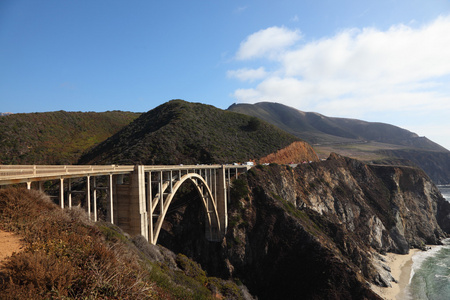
[409,238,450,283]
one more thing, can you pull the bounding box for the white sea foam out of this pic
[410,246,443,283]
[437,185,450,202]
[409,238,450,284]
[434,274,450,279]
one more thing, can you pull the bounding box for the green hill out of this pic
[78,100,305,165]
[228,102,450,184]
[0,110,139,164]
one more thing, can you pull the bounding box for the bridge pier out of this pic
[68,178,72,208]
[108,174,114,224]
[217,166,228,235]
[115,166,147,239]
[86,176,91,220]
[93,177,97,221]
[60,178,64,208]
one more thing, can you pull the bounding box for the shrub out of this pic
[230,179,249,200]
[0,188,247,299]
[0,188,153,299]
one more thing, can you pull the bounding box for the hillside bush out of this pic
[0,188,247,299]
[0,111,139,164]
[0,188,153,299]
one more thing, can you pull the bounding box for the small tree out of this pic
[247,117,261,131]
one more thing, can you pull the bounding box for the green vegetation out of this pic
[0,110,139,164]
[79,100,300,165]
[230,178,250,200]
[0,188,245,299]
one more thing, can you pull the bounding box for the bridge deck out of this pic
[0,164,250,244]
[0,164,249,186]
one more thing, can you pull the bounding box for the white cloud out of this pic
[228,17,450,148]
[235,26,302,60]
[227,67,268,82]
[229,16,450,115]
[282,19,450,83]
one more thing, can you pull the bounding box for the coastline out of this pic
[371,249,420,300]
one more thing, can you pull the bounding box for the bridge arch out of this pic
[150,172,221,245]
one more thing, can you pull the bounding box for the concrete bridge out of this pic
[0,164,250,244]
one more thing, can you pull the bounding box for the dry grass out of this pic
[259,141,319,164]
[0,188,248,300]
[0,188,155,299]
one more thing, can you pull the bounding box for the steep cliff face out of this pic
[270,153,448,253]
[160,154,450,299]
[221,154,450,298]
[378,149,450,184]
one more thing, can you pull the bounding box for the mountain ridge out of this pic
[78,100,317,165]
[227,102,450,183]
[228,102,446,150]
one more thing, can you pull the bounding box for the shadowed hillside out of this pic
[79,100,313,165]
[0,110,139,165]
[228,102,450,183]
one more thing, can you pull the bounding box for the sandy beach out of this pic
[371,249,420,300]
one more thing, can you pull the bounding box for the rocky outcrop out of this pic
[379,149,450,184]
[159,153,450,299]
[259,141,319,164]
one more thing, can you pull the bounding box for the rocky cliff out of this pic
[377,149,450,185]
[158,154,450,299]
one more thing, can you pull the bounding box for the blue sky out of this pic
[1,0,450,150]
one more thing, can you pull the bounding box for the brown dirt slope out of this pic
[259,141,319,164]
[0,231,23,265]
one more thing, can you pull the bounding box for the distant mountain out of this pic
[78,100,315,165]
[0,110,139,164]
[228,102,450,184]
[0,112,13,117]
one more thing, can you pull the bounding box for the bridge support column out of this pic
[217,165,228,236]
[68,178,72,208]
[93,177,97,222]
[60,178,64,208]
[108,174,114,224]
[86,176,91,220]
[136,167,148,239]
[117,166,148,240]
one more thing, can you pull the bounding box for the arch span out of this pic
[150,173,221,245]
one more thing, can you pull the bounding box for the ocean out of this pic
[402,185,450,300]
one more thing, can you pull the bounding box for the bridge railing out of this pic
[0,164,250,186]
[0,165,135,182]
